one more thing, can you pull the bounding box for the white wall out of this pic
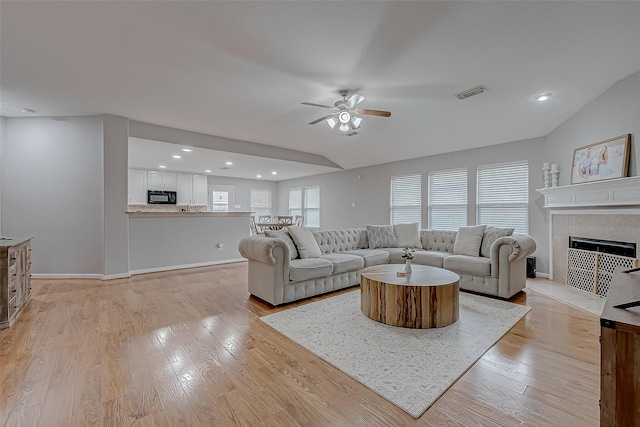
[277,137,550,273]
[207,175,278,213]
[547,70,640,185]
[2,116,104,275]
[0,116,5,233]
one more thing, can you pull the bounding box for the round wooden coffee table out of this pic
[360,264,460,328]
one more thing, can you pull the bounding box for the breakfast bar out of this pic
[127,211,251,273]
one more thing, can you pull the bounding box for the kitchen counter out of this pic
[127,211,252,218]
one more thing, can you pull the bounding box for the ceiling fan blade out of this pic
[356,108,392,117]
[301,102,333,109]
[308,114,336,125]
[346,93,365,108]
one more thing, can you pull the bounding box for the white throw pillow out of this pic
[264,229,299,260]
[453,225,487,256]
[393,223,422,248]
[480,226,514,258]
[366,225,398,249]
[287,226,322,259]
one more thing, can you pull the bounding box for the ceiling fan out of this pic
[302,90,391,135]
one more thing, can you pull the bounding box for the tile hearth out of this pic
[526,279,605,316]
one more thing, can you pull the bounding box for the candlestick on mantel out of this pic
[551,163,558,172]
[543,162,550,170]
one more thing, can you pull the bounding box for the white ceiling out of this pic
[3,1,640,176]
[128,137,338,181]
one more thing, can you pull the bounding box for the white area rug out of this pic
[261,290,530,418]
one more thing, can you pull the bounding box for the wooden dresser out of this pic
[600,268,640,426]
[0,238,32,329]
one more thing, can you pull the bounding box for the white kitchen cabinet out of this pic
[147,171,177,191]
[192,175,208,205]
[128,169,148,205]
[176,174,192,205]
[176,173,208,206]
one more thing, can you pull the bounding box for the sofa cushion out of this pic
[288,226,322,258]
[421,230,457,252]
[480,226,514,258]
[264,229,298,260]
[444,255,491,276]
[380,247,421,263]
[413,251,450,268]
[344,249,390,267]
[393,223,422,248]
[453,225,487,256]
[318,253,364,274]
[366,225,398,249]
[289,258,334,282]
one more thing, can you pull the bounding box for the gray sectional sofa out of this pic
[238,227,536,306]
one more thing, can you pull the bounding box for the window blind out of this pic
[250,189,272,217]
[288,188,302,217]
[304,186,320,228]
[428,168,467,230]
[390,173,421,226]
[477,161,528,234]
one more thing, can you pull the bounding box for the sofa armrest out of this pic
[238,236,291,265]
[491,235,537,263]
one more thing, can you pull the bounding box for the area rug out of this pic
[260,290,530,418]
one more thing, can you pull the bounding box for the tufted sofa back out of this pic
[313,228,367,254]
[421,229,457,252]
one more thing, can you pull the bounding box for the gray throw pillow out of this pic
[480,226,514,258]
[393,223,422,248]
[264,229,299,260]
[367,225,398,249]
[287,226,322,258]
[453,225,487,256]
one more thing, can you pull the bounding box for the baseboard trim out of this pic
[129,258,246,277]
[31,273,104,279]
[101,272,132,280]
[30,259,247,281]
[535,272,550,279]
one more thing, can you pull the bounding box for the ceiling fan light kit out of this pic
[302,90,391,135]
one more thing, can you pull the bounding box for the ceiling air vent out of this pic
[454,85,487,100]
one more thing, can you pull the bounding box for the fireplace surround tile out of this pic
[587,214,610,239]
[568,215,588,237]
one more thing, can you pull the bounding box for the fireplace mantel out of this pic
[537,176,640,208]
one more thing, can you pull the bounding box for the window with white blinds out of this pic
[288,188,302,218]
[477,160,529,234]
[250,189,272,217]
[428,168,467,231]
[390,173,422,226]
[289,186,320,227]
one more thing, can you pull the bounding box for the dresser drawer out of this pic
[8,249,17,268]
[8,295,17,318]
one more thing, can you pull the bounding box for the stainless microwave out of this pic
[148,190,177,204]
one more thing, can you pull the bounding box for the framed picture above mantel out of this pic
[570,134,631,184]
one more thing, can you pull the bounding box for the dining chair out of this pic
[249,216,262,235]
[294,215,304,227]
[257,215,272,223]
[276,215,293,225]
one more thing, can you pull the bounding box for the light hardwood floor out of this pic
[0,263,600,426]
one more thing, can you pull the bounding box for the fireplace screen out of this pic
[567,248,638,297]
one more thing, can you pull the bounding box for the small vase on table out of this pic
[404,259,412,274]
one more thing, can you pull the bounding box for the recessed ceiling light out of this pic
[204,169,211,173]
[182,148,192,152]
[22,108,36,113]
[256,174,262,178]
[535,92,552,102]
[271,171,277,175]
[159,165,167,169]
[172,155,182,159]
[225,161,233,165]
